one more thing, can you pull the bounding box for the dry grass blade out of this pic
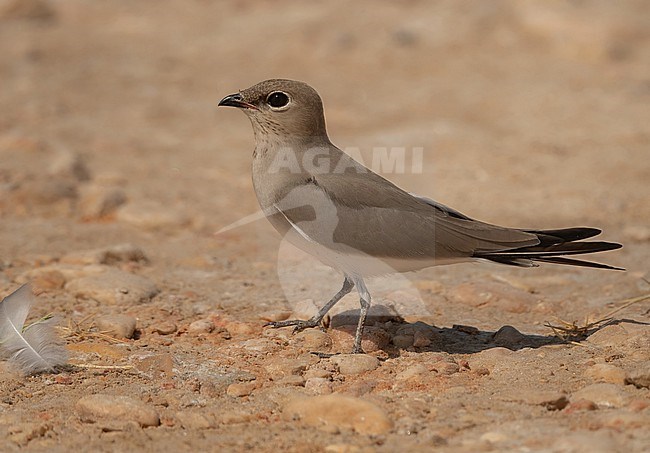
[56,315,128,344]
[545,292,650,342]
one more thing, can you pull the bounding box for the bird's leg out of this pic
[351,278,371,354]
[266,277,354,333]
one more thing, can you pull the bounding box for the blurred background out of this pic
[0,0,647,305]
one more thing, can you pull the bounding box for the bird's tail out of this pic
[473,227,624,270]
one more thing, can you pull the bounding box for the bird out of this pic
[218,79,623,354]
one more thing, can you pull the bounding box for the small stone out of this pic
[625,363,650,389]
[480,431,508,444]
[392,334,414,349]
[492,325,526,348]
[432,361,460,375]
[7,423,48,446]
[564,399,598,414]
[264,356,310,380]
[133,353,175,377]
[76,394,160,427]
[585,363,626,385]
[78,185,127,219]
[62,243,149,266]
[412,329,432,348]
[226,382,259,397]
[331,354,379,375]
[151,321,177,335]
[303,368,332,380]
[330,325,390,353]
[324,444,365,453]
[572,383,627,408]
[259,310,291,322]
[187,319,215,334]
[304,377,333,395]
[279,375,305,387]
[396,364,428,381]
[505,389,569,410]
[65,268,159,304]
[48,150,90,181]
[222,320,255,335]
[295,328,332,350]
[30,268,66,290]
[95,314,137,339]
[175,411,213,429]
[282,394,393,435]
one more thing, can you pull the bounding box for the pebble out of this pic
[304,377,333,395]
[279,375,305,387]
[175,411,214,429]
[95,314,137,339]
[392,334,414,349]
[295,328,332,350]
[133,353,175,377]
[413,329,432,348]
[330,326,390,353]
[48,150,90,181]
[151,321,177,335]
[29,268,66,290]
[571,383,627,408]
[564,398,598,414]
[432,361,460,375]
[76,394,160,427]
[303,368,332,380]
[625,363,650,389]
[324,444,366,453]
[78,184,127,219]
[7,423,48,446]
[491,325,526,348]
[62,243,148,266]
[395,364,428,381]
[258,310,291,322]
[65,268,159,304]
[187,319,215,334]
[330,354,379,375]
[264,356,311,379]
[584,363,626,385]
[505,389,569,410]
[226,382,259,397]
[282,394,393,435]
[222,320,255,335]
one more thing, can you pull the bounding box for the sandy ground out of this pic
[1,0,649,451]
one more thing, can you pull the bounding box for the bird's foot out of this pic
[264,318,320,334]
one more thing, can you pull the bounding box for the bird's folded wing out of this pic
[276,168,539,261]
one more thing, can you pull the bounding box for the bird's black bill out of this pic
[218,93,258,110]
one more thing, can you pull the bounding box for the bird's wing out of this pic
[274,160,539,263]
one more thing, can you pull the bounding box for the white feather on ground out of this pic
[0,283,68,375]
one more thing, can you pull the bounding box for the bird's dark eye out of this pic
[266,91,290,109]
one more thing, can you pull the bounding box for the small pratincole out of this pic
[219,79,623,353]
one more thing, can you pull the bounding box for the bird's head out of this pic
[219,79,329,143]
